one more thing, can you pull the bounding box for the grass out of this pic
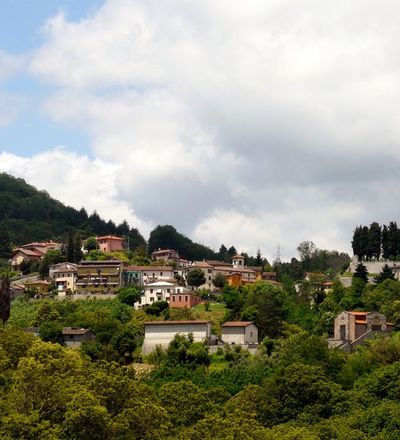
[192,302,227,335]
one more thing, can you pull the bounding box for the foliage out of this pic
[187,268,206,288]
[117,287,140,306]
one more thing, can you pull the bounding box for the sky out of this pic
[0,0,399,261]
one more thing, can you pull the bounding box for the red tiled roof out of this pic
[348,311,369,316]
[12,248,43,257]
[355,320,368,324]
[221,321,254,327]
[125,266,173,271]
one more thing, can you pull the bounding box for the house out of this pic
[123,265,175,286]
[10,248,43,271]
[49,262,77,295]
[96,235,124,253]
[263,272,277,282]
[75,260,123,294]
[221,322,258,345]
[135,281,192,309]
[169,292,202,308]
[24,280,52,296]
[62,327,95,348]
[151,248,180,263]
[142,320,212,354]
[328,311,395,352]
[21,241,61,253]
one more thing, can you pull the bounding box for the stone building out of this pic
[62,327,95,348]
[328,311,395,352]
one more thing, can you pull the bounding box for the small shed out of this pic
[62,327,95,348]
[142,320,212,355]
[221,321,258,345]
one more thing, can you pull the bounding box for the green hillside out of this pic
[0,173,146,248]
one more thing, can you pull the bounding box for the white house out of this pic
[134,281,191,309]
[221,321,258,345]
[142,320,212,354]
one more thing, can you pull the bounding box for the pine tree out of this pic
[353,262,369,284]
[255,249,263,266]
[374,264,395,284]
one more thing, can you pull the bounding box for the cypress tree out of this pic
[360,226,370,260]
[368,222,381,260]
[66,233,74,263]
[73,235,83,263]
[0,223,12,261]
[352,226,362,260]
[0,272,10,325]
[382,225,390,260]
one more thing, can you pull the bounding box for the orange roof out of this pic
[355,320,367,324]
[233,254,245,259]
[348,311,369,316]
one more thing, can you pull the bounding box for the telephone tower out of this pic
[273,243,283,264]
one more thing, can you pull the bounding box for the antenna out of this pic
[273,243,283,264]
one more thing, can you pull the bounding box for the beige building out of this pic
[151,248,180,263]
[142,320,212,354]
[221,322,258,345]
[49,262,77,295]
[75,260,123,294]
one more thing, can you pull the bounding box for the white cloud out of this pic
[0,148,152,235]
[20,0,400,258]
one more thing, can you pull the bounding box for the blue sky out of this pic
[0,0,100,156]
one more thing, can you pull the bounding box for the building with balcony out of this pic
[96,235,124,253]
[75,260,123,294]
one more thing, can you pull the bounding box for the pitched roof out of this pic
[232,254,245,259]
[12,248,43,257]
[221,321,255,327]
[124,265,173,271]
[144,320,210,325]
[191,261,213,269]
[62,327,92,335]
[348,311,369,316]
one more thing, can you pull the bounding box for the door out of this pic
[340,325,346,340]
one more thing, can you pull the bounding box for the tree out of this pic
[255,249,263,266]
[187,268,206,289]
[374,264,395,284]
[212,272,226,289]
[352,226,362,260]
[74,234,83,263]
[0,272,11,324]
[39,249,65,279]
[353,262,369,284]
[382,225,390,259]
[0,223,12,260]
[66,233,74,263]
[117,287,141,306]
[84,237,99,251]
[227,246,237,257]
[368,222,381,260]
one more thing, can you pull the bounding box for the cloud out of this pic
[21,0,400,258]
[0,148,151,235]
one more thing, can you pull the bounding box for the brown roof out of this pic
[144,320,211,325]
[96,235,123,241]
[12,248,43,257]
[221,321,254,327]
[348,311,369,316]
[233,254,245,259]
[125,266,173,271]
[355,320,368,324]
[62,327,92,335]
[192,261,213,269]
[215,266,256,274]
[206,260,231,267]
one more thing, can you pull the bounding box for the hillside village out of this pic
[3,179,400,438]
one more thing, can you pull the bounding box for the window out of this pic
[179,296,182,301]
[172,296,175,302]
[208,269,212,273]
[160,272,163,276]
[167,289,170,293]
[185,296,188,301]
[150,289,153,293]
[150,297,154,302]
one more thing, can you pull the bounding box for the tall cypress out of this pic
[352,226,362,260]
[360,226,370,260]
[382,225,390,260]
[66,233,74,263]
[0,273,10,325]
[73,235,83,263]
[368,222,381,260]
